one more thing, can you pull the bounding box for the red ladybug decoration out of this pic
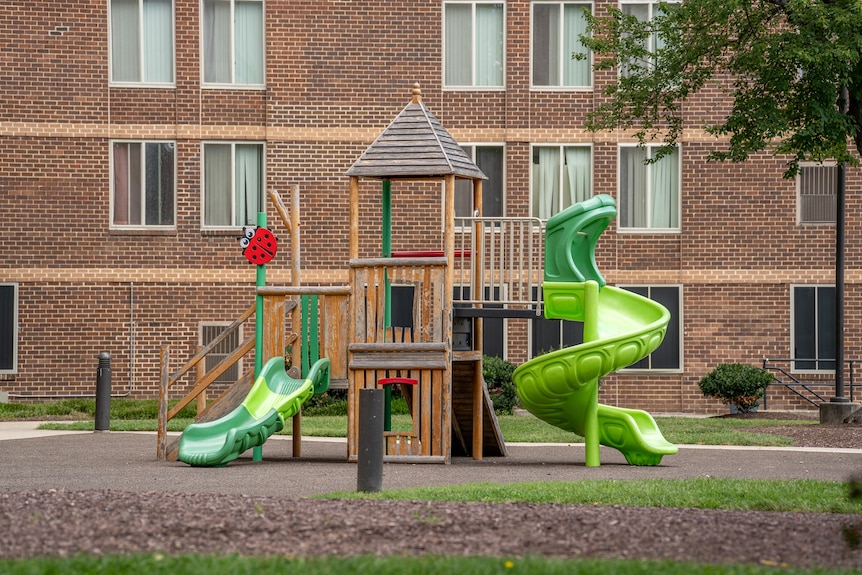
[239,226,278,264]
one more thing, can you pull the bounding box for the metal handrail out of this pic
[762,357,857,407]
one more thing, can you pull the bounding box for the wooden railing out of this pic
[157,303,256,460]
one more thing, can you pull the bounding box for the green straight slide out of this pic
[178,356,330,467]
[513,194,678,466]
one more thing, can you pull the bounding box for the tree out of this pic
[581,0,862,177]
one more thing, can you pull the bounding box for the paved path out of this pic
[0,422,860,497]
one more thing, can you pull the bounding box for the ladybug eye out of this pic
[244,228,255,240]
[240,237,250,249]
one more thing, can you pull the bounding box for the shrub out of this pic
[483,355,519,414]
[697,363,774,413]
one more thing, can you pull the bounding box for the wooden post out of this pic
[471,178,484,460]
[443,174,455,463]
[157,345,169,460]
[349,176,360,260]
[291,185,303,456]
[195,346,206,414]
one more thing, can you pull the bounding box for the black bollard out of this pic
[357,388,384,492]
[95,352,111,432]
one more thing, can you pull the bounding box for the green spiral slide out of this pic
[513,194,678,466]
[178,356,330,467]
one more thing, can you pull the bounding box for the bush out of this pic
[483,355,519,414]
[697,363,774,413]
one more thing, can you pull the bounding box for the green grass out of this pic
[0,554,858,575]
[322,478,862,514]
[1,399,859,575]
[7,398,821,447]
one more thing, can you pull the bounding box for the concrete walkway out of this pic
[0,421,859,498]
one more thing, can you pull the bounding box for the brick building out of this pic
[1,0,858,413]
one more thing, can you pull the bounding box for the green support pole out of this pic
[381,181,392,433]
[253,211,267,462]
[583,280,600,467]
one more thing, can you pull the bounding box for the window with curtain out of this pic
[621,286,681,370]
[532,1,591,88]
[203,0,264,86]
[203,142,264,228]
[531,145,592,219]
[112,141,175,227]
[0,284,17,374]
[619,0,674,77]
[110,0,174,84]
[444,1,505,88]
[618,144,679,230]
[797,162,837,224]
[454,145,505,218]
[792,285,836,372]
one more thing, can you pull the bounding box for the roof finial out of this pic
[412,83,422,104]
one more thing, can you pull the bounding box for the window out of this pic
[0,284,17,374]
[618,144,679,230]
[532,313,584,357]
[621,286,681,370]
[454,287,505,358]
[797,163,837,224]
[200,323,241,385]
[531,145,592,219]
[619,0,670,77]
[455,145,505,218]
[203,143,264,228]
[444,1,505,88]
[111,141,176,228]
[110,0,174,84]
[203,0,264,86]
[532,1,591,88]
[792,285,835,372]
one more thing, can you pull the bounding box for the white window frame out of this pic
[110,140,177,230]
[201,0,266,89]
[201,142,266,230]
[0,283,18,375]
[108,0,176,87]
[797,161,837,225]
[530,0,593,90]
[617,0,677,77]
[617,143,681,233]
[791,284,836,374]
[618,284,683,373]
[530,144,593,220]
[443,1,506,90]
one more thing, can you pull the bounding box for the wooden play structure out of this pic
[157,84,554,463]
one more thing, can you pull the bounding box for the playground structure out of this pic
[158,84,676,467]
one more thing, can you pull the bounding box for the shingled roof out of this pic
[346,84,487,181]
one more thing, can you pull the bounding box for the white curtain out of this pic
[475,3,503,86]
[533,147,560,220]
[236,145,262,226]
[143,0,173,82]
[235,1,264,85]
[111,0,140,82]
[650,148,679,228]
[620,147,647,228]
[563,146,591,209]
[563,4,589,87]
[203,0,231,83]
[445,4,471,85]
[205,144,231,226]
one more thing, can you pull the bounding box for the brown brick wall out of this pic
[2,0,859,414]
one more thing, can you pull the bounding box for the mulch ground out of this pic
[0,413,860,569]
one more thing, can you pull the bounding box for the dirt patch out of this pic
[0,490,860,569]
